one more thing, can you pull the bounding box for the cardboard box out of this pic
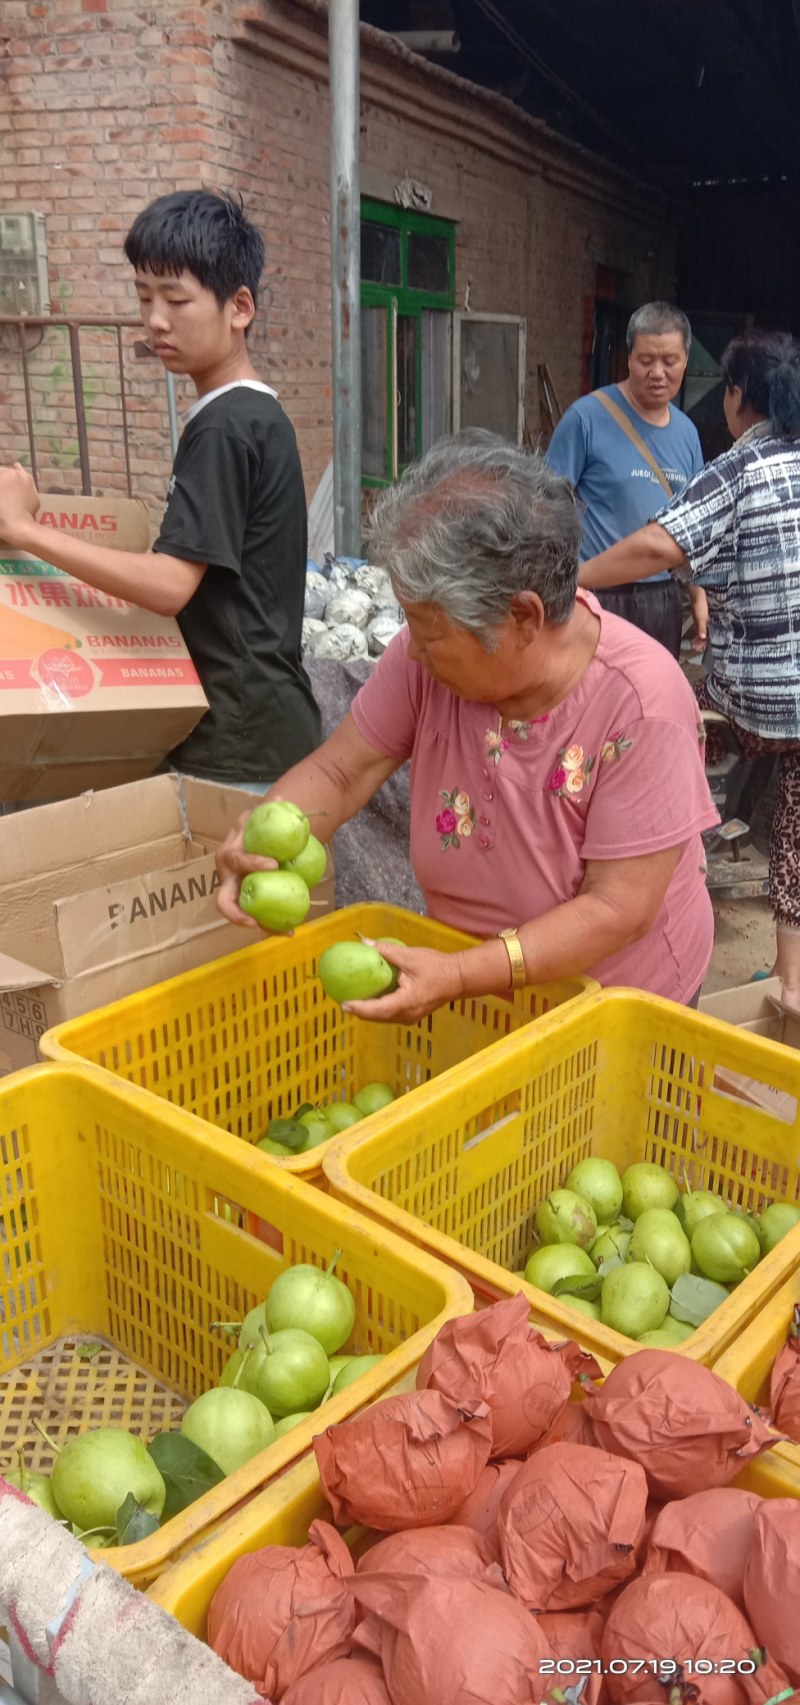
[699,978,800,1047]
[699,978,800,1121]
[0,773,335,1075]
[0,494,208,800]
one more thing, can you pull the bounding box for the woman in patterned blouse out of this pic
[216,432,716,1019]
[579,331,800,1012]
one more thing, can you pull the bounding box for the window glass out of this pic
[397,315,418,469]
[362,307,388,479]
[361,221,401,286]
[407,230,450,294]
[421,311,451,453]
[459,319,520,439]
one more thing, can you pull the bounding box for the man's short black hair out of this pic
[124,190,265,308]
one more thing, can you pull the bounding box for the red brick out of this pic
[0,0,676,508]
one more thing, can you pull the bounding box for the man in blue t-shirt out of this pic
[546,302,703,656]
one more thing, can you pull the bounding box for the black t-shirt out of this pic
[153,383,321,783]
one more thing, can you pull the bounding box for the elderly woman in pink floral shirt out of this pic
[216,432,717,1021]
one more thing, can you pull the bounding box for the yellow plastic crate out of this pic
[324,987,800,1366]
[147,1453,378,1639]
[713,1270,800,1498]
[149,1373,799,1640]
[40,904,594,1183]
[0,1064,472,1588]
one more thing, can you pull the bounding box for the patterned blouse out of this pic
[351,594,717,1004]
[656,422,800,738]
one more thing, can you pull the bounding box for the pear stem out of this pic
[32,1419,62,1457]
[326,1249,343,1279]
[16,1448,27,1493]
[210,1320,243,1334]
[231,1342,254,1391]
[77,1525,117,1543]
[259,1324,274,1357]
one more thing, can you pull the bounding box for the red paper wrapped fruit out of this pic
[446,1458,521,1555]
[584,1349,777,1499]
[498,1441,647,1611]
[314,1389,492,1531]
[602,1571,790,1703]
[356,1522,504,1589]
[349,1572,552,1705]
[417,1291,599,1457]
[770,1306,800,1442]
[281,1656,391,1705]
[642,1487,763,1610]
[207,1519,354,1699]
[743,1499,800,1686]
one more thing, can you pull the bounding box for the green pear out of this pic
[352,1082,396,1116]
[272,1412,313,1438]
[237,1329,330,1417]
[219,1348,246,1387]
[325,1355,354,1396]
[299,1108,333,1150]
[331,1354,384,1395]
[324,1102,363,1134]
[242,800,309,861]
[3,1464,63,1519]
[52,1429,166,1531]
[239,870,311,931]
[561,1295,602,1321]
[181,1387,274,1475]
[238,1301,269,1350]
[677,1189,726,1240]
[318,941,397,1004]
[758,1201,800,1254]
[285,834,328,890]
[257,1136,294,1154]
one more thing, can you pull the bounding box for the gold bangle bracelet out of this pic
[498,927,526,990]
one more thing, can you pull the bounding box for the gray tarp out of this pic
[307,659,423,914]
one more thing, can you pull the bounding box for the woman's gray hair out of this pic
[367,430,581,643]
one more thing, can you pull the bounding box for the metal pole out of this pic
[329,0,362,556]
[116,326,134,497]
[66,323,92,495]
[17,324,39,488]
[165,370,180,458]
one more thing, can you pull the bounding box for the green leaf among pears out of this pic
[115,1492,161,1546]
[147,1431,226,1522]
[551,1273,603,1303]
[669,1271,730,1327]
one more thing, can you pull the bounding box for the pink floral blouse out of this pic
[351,593,719,1001]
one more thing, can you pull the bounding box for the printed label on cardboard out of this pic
[0,565,203,696]
[37,508,121,536]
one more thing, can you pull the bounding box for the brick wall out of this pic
[0,0,678,525]
[0,0,219,520]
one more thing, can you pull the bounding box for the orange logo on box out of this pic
[36,648,95,698]
[0,602,82,658]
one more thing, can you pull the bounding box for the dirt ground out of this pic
[704,896,774,994]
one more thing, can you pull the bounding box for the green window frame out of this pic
[361,198,456,488]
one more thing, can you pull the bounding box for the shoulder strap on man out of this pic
[593,389,674,497]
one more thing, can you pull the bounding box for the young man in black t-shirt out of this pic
[0,190,321,787]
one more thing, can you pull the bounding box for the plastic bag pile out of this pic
[303,558,405,662]
[208,1293,795,1705]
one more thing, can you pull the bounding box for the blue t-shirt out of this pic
[546,385,704,578]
